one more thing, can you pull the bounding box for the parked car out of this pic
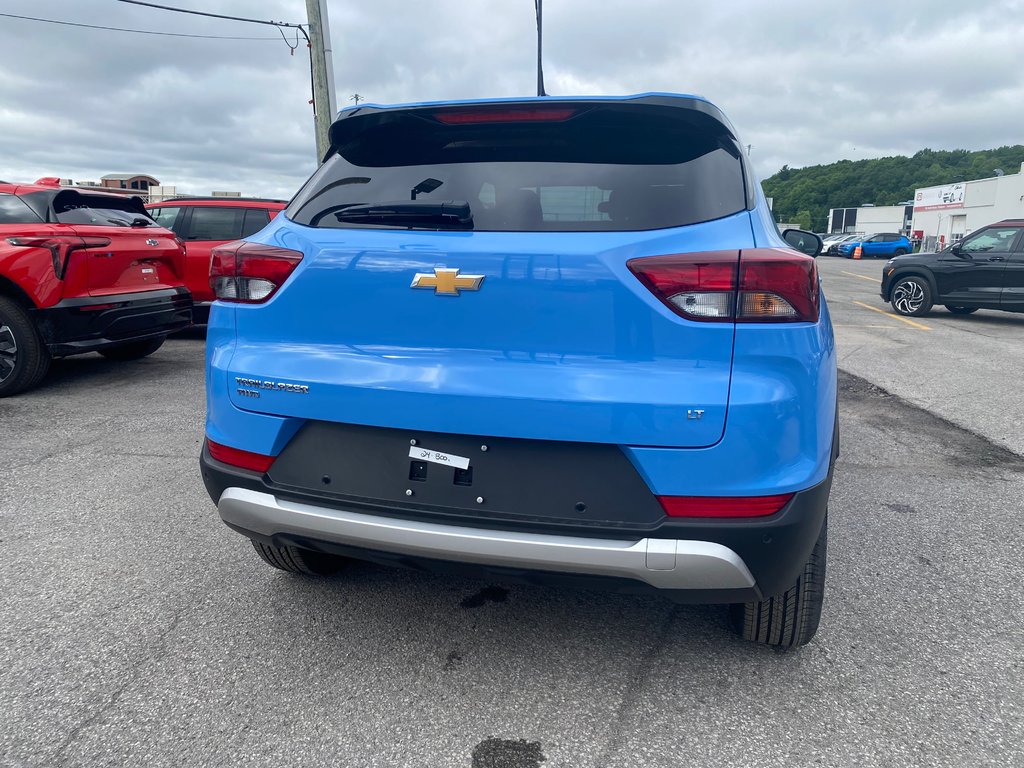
[823,233,860,256]
[881,220,1024,316]
[837,232,911,259]
[146,197,285,323]
[0,182,191,397]
[199,94,837,647]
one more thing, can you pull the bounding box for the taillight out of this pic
[6,235,111,279]
[626,248,819,323]
[209,241,303,303]
[737,249,819,323]
[206,439,275,473]
[657,494,794,518]
[626,251,738,321]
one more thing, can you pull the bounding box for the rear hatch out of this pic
[50,190,184,296]
[224,97,756,448]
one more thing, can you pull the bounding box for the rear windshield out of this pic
[287,105,748,232]
[51,191,156,228]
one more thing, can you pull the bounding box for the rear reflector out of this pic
[626,248,819,323]
[433,108,578,124]
[209,241,303,304]
[657,494,794,518]
[206,439,275,473]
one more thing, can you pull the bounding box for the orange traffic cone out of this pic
[853,246,862,260]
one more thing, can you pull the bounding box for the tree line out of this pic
[761,146,1024,232]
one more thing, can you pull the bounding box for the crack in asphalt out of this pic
[594,605,681,767]
[44,611,185,765]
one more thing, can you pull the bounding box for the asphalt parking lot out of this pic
[2,273,1023,767]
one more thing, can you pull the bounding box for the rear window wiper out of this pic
[331,200,472,229]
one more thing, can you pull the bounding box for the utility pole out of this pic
[535,0,546,96]
[305,0,337,163]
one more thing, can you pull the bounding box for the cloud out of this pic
[1,0,1021,196]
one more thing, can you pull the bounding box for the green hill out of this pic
[761,146,1024,232]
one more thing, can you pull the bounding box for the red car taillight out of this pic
[206,439,275,473]
[209,241,303,304]
[6,236,112,279]
[657,494,794,518]
[627,248,819,323]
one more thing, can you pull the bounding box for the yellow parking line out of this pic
[840,270,881,284]
[832,324,898,329]
[852,300,931,330]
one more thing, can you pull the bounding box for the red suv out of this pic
[0,182,191,397]
[146,198,285,322]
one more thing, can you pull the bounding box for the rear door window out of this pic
[0,194,43,224]
[148,206,183,233]
[241,208,271,238]
[186,207,245,241]
[288,104,748,232]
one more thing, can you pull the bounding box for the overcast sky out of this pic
[2,0,1022,198]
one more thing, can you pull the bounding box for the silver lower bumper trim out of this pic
[218,487,756,591]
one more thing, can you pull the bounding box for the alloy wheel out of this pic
[0,324,17,383]
[892,280,925,314]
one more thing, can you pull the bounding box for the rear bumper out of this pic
[219,486,757,593]
[35,288,192,356]
[202,444,833,601]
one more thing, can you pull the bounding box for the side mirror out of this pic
[950,241,969,258]
[782,229,823,257]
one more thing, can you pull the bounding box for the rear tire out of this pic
[890,275,933,316]
[98,337,165,360]
[731,517,827,648]
[250,540,349,576]
[893,248,908,257]
[945,305,978,315]
[0,296,51,398]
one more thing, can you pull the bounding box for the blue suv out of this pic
[200,94,837,647]
[838,232,912,259]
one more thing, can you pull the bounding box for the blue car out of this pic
[838,232,912,259]
[200,94,837,647]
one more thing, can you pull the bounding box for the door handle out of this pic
[987,256,1006,262]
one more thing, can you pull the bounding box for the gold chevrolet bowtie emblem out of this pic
[410,267,485,296]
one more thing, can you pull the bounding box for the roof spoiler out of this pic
[327,94,741,159]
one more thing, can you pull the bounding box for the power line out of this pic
[111,0,306,32]
[0,11,281,39]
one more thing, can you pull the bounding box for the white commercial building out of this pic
[827,204,912,236]
[911,164,1024,251]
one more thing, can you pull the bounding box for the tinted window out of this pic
[288,105,747,232]
[0,194,43,225]
[961,226,1022,253]
[187,207,244,240]
[52,191,155,227]
[241,208,271,238]
[148,206,182,233]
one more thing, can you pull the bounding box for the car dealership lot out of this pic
[818,255,1024,456]
[1,306,1022,767]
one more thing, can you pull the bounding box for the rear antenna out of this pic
[534,0,547,96]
